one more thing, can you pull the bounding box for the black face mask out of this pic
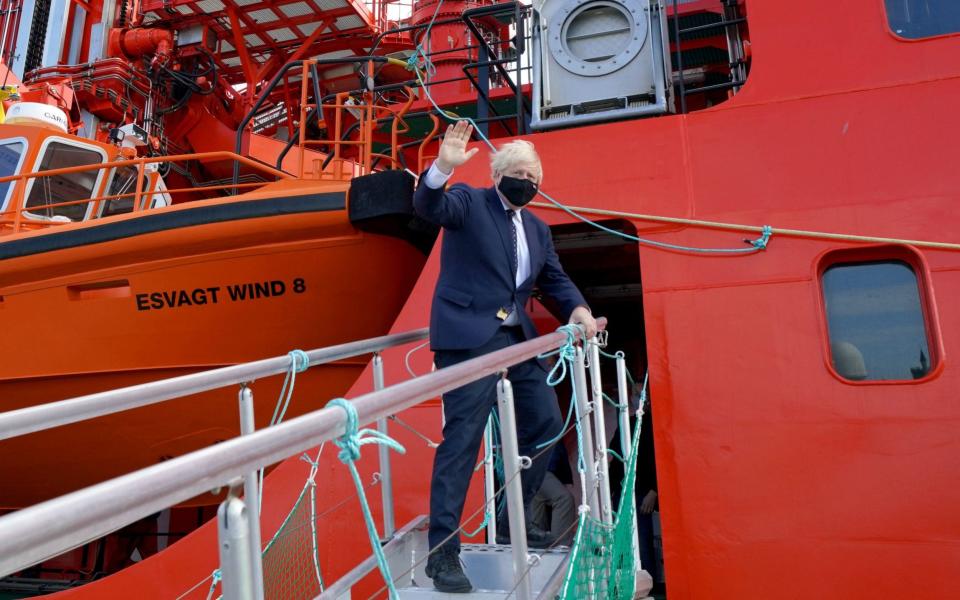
[498,175,538,207]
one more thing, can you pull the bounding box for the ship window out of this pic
[821,260,933,381]
[884,0,960,39]
[0,139,25,210]
[101,166,149,217]
[25,140,104,221]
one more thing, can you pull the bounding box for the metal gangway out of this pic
[0,318,653,599]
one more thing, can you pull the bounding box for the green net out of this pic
[560,420,642,600]
[261,480,325,599]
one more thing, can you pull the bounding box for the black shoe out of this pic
[425,546,472,593]
[495,523,556,549]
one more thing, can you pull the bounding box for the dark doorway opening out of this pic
[548,217,666,597]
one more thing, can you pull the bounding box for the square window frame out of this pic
[0,136,29,213]
[879,0,960,42]
[23,136,108,222]
[814,244,944,385]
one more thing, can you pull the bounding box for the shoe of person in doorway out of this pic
[495,523,556,549]
[425,545,473,593]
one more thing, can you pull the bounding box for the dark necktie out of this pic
[506,209,518,278]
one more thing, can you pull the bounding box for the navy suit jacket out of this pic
[414,180,587,351]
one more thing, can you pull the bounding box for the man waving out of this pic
[415,121,596,593]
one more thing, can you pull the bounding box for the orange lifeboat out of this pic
[0,112,434,509]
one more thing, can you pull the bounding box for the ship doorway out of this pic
[546,218,667,597]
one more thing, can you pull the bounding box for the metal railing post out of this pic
[483,414,498,542]
[217,493,257,600]
[615,356,632,462]
[615,355,641,571]
[673,0,687,114]
[588,342,613,524]
[373,353,396,540]
[572,346,600,520]
[133,163,146,211]
[476,41,490,138]
[496,376,532,600]
[238,385,265,599]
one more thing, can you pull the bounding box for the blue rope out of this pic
[326,398,406,600]
[403,0,775,255]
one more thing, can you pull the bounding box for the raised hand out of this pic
[435,120,479,174]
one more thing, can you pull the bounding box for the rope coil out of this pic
[289,349,310,373]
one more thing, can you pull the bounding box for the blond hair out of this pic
[490,139,542,180]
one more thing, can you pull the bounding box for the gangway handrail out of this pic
[0,328,429,441]
[0,319,604,579]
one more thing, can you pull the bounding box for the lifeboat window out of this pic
[0,139,26,211]
[884,0,960,39]
[25,140,105,222]
[101,166,149,217]
[821,259,933,381]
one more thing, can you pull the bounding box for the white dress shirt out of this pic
[424,162,531,325]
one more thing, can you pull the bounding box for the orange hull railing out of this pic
[0,151,289,235]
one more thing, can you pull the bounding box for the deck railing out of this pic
[0,328,428,441]
[0,318,608,600]
[0,151,290,234]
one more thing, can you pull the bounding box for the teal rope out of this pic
[541,191,774,254]
[534,324,586,450]
[406,0,443,76]
[270,349,310,427]
[326,398,406,600]
[638,371,649,410]
[461,512,490,538]
[606,448,626,462]
[602,391,626,409]
[205,569,221,600]
[530,325,591,474]
[259,349,312,507]
[597,348,638,387]
[404,0,775,255]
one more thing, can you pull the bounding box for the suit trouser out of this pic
[530,471,577,545]
[428,326,563,551]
